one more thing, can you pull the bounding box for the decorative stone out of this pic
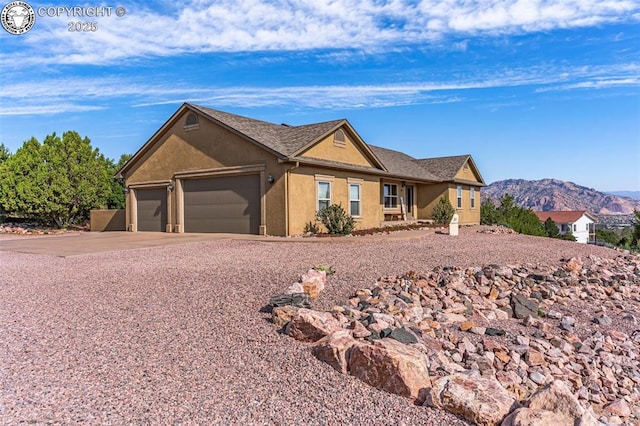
[269,292,311,308]
[286,308,342,342]
[511,293,539,319]
[311,330,357,375]
[425,371,519,426]
[300,268,327,300]
[604,399,631,418]
[348,338,431,402]
[460,320,476,331]
[502,407,574,426]
[271,305,299,329]
[526,380,600,426]
[388,327,418,344]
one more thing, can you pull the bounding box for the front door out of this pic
[406,186,414,218]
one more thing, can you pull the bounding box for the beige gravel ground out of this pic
[0,228,625,425]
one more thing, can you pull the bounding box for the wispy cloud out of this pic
[2,62,637,115]
[2,0,639,66]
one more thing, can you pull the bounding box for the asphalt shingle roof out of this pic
[190,104,343,157]
[414,155,471,181]
[190,104,479,184]
[368,145,440,182]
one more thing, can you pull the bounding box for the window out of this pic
[470,188,476,209]
[383,184,398,208]
[457,186,463,209]
[573,224,577,232]
[349,183,361,216]
[334,129,346,147]
[184,113,199,130]
[317,181,331,212]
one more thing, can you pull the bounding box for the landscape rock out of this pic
[286,308,342,342]
[311,330,357,375]
[271,305,299,329]
[426,371,519,426]
[511,293,539,319]
[501,407,575,426]
[526,380,599,426]
[348,338,431,402]
[300,268,326,300]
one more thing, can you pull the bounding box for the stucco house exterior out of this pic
[533,211,596,244]
[116,103,485,236]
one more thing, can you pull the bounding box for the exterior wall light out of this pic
[124,186,130,194]
[167,182,174,191]
[268,174,275,184]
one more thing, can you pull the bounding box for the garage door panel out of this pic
[137,188,167,232]
[183,175,260,234]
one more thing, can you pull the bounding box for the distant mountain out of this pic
[483,179,640,215]
[607,191,640,200]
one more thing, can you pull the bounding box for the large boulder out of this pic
[503,380,600,426]
[286,308,342,342]
[425,371,519,426]
[348,338,431,402]
[311,329,357,375]
[501,407,573,425]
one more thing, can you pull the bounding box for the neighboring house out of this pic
[116,103,485,236]
[533,211,597,244]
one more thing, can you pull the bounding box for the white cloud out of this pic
[2,0,638,65]
[2,62,637,115]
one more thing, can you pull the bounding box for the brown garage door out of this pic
[136,188,167,232]
[183,175,260,234]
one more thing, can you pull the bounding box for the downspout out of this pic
[285,161,300,236]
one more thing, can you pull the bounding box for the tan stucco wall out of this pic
[90,209,126,231]
[455,161,482,183]
[449,185,481,225]
[287,166,382,234]
[123,110,289,236]
[416,183,481,225]
[299,128,376,168]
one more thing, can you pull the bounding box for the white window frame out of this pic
[457,186,463,209]
[383,183,398,209]
[470,187,475,209]
[572,223,577,232]
[349,183,361,217]
[317,181,331,212]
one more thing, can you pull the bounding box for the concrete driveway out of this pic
[0,231,266,257]
[0,229,434,257]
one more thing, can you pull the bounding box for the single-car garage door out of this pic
[137,188,167,232]
[183,175,260,234]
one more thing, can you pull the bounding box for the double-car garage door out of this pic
[137,175,260,234]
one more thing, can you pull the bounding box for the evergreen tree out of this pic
[432,194,455,224]
[0,132,115,227]
[543,217,560,238]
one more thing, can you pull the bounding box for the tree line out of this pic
[0,132,131,227]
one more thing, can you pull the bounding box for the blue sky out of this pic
[1,0,639,191]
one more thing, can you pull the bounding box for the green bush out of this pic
[303,221,320,234]
[432,194,455,225]
[316,203,355,235]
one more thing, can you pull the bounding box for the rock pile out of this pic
[270,255,640,425]
[0,222,70,235]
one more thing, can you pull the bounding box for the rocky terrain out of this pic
[2,228,636,425]
[273,254,640,425]
[484,179,640,215]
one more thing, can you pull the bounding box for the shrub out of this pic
[303,221,320,235]
[432,195,455,225]
[313,264,335,275]
[316,203,355,235]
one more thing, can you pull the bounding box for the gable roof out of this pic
[190,104,344,157]
[415,155,485,185]
[369,145,440,182]
[533,211,597,224]
[117,103,482,185]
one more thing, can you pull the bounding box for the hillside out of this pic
[483,178,640,215]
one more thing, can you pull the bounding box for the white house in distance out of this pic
[533,211,597,244]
